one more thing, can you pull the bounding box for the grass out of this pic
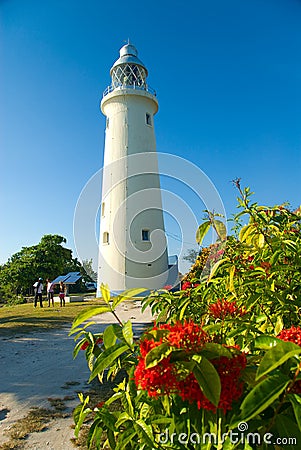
[0,300,106,337]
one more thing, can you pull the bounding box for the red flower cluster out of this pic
[278,326,301,347]
[163,284,172,290]
[278,326,301,394]
[181,281,200,291]
[163,321,210,353]
[134,355,180,397]
[208,249,225,263]
[182,281,192,290]
[177,352,247,414]
[134,321,246,413]
[209,299,247,319]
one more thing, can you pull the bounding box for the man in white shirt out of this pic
[33,277,44,307]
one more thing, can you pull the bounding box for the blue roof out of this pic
[52,272,82,285]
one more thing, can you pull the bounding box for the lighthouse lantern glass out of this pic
[112,64,147,89]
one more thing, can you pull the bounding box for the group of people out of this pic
[33,278,66,308]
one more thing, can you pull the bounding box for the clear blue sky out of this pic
[1,0,300,273]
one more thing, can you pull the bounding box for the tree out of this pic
[0,234,83,301]
[182,248,199,264]
[82,259,97,281]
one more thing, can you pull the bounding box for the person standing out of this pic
[59,281,66,307]
[33,278,43,307]
[46,279,54,307]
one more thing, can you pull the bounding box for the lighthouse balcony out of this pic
[103,83,156,98]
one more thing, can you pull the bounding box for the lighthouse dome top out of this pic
[120,43,138,57]
[110,43,148,76]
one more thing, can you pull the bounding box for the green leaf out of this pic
[288,394,301,432]
[256,340,301,380]
[179,298,190,321]
[196,221,211,245]
[145,343,172,369]
[112,288,147,309]
[192,355,221,407]
[257,233,265,248]
[71,306,112,330]
[239,224,254,243]
[254,335,282,350]
[213,219,227,240]
[99,407,117,431]
[73,399,91,438]
[115,429,137,450]
[151,416,173,425]
[240,373,290,422]
[201,343,232,359]
[111,323,124,341]
[87,420,103,450]
[135,419,155,447]
[274,414,301,450]
[115,411,133,428]
[144,328,169,341]
[89,344,128,382]
[228,265,235,292]
[122,320,133,347]
[139,402,150,419]
[100,283,111,304]
[207,258,228,282]
[103,325,117,349]
[107,428,116,449]
[160,395,171,416]
[125,391,134,417]
[73,339,86,359]
[274,315,284,335]
[270,249,282,265]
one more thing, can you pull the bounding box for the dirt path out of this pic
[0,301,154,449]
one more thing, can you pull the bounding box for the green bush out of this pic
[72,184,301,449]
[0,284,24,305]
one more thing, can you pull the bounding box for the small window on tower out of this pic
[146,113,152,126]
[142,229,150,241]
[101,202,105,217]
[103,232,109,244]
[106,117,109,128]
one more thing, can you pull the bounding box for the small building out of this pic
[51,272,83,303]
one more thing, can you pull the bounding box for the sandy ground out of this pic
[0,301,154,449]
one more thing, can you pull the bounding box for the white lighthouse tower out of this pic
[97,43,173,293]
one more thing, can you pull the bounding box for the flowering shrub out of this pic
[208,298,247,319]
[135,321,247,414]
[71,184,301,449]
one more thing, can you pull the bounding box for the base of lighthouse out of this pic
[97,253,179,296]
